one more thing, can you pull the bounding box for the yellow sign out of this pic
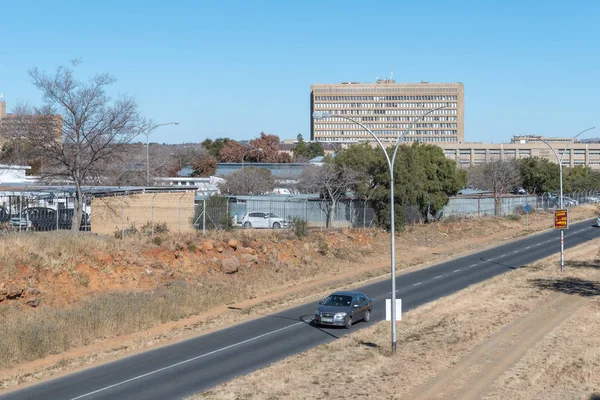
[554,209,568,229]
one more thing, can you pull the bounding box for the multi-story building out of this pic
[310,80,464,144]
[0,97,62,142]
[441,135,600,169]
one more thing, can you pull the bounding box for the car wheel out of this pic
[244,222,252,229]
[363,310,371,322]
[345,316,353,329]
[272,222,281,229]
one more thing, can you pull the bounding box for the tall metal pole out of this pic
[313,104,449,353]
[539,126,595,273]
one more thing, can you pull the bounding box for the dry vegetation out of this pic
[194,237,600,400]
[0,206,598,391]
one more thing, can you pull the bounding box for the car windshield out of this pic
[323,295,352,307]
[268,213,280,218]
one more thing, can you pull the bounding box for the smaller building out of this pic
[0,164,32,184]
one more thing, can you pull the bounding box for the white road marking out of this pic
[513,250,519,253]
[413,282,422,286]
[434,275,442,279]
[499,254,506,258]
[525,246,531,249]
[69,321,304,400]
[469,264,478,268]
[453,269,461,272]
[536,243,541,246]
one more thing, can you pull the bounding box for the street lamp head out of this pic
[313,111,333,120]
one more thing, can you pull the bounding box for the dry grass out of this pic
[194,240,600,400]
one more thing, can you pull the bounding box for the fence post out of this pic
[19,193,22,233]
[56,195,59,230]
[203,198,206,235]
[151,193,157,237]
[121,193,125,239]
[363,200,366,228]
[178,193,185,233]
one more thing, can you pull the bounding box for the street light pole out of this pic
[144,122,179,185]
[241,147,263,170]
[539,127,595,272]
[313,104,450,353]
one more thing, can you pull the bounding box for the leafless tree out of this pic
[297,164,358,228]
[219,167,275,195]
[14,63,148,230]
[468,160,522,216]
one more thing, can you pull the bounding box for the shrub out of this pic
[505,214,521,221]
[292,217,308,238]
[113,225,139,239]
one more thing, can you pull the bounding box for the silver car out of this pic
[314,291,372,329]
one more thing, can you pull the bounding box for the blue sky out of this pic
[1,0,598,144]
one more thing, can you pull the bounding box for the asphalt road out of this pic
[4,218,600,400]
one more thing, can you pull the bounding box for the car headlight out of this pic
[334,312,347,319]
[314,310,320,316]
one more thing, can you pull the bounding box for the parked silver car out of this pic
[241,212,287,229]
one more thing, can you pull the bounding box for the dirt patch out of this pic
[0,205,597,392]
[193,232,600,399]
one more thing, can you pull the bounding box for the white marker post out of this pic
[386,299,402,321]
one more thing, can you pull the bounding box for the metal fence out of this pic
[194,196,376,231]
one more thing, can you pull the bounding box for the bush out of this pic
[505,214,521,221]
[292,217,308,238]
[113,225,139,239]
[140,221,169,236]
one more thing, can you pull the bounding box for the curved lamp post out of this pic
[145,122,179,185]
[242,147,263,170]
[538,126,595,272]
[313,104,450,352]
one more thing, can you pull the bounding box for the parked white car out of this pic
[241,212,287,229]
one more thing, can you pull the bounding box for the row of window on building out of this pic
[317,109,457,116]
[315,136,459,143]
[314,102,458,109]
[359,116,458,122]
[315,129,458,137]
[315,123,457,130]
[314,95,459,101]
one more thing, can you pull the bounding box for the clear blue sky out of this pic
[1,0,598,144]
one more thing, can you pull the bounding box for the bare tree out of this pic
[16,63,147,230]
[298,164,358,228]
[468,160,522,216]
[220,167,275,195]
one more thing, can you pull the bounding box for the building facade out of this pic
[441,136,600,169]
[310,80,464,144]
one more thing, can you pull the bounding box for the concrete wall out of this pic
[91,192,195,235]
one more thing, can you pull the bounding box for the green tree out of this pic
[292,134,325,161]
[518,157,560,194]
[335,142,466,230]
[202,138,231,158]
[564,165,600,192]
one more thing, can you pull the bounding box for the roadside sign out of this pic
[524,204,531,213]
[386,299,402,321]
[554,209,568,229]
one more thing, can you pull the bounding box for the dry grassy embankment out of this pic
[195,235,600,400]
[0,206,597,391]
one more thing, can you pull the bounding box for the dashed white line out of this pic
[453,269,461,272]
[525,246,531,249]
[499,254,506,258]
[469,264,478,268]
[68,321,304,400]
[513,250,519,253]
[413,282,422,286]
[434,275,442,279]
